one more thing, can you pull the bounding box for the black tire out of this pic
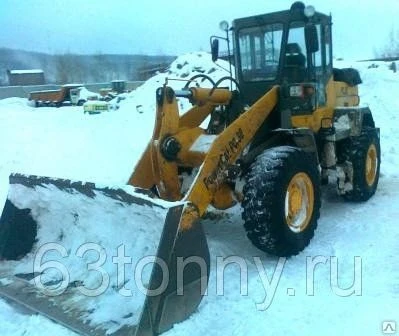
[242,146,321,257]
[337,128,380,201]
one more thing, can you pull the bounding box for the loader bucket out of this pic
[0,174,210,336]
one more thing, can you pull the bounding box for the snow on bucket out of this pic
[0,174,210,336]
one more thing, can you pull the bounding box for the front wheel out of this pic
[242,146,321,257]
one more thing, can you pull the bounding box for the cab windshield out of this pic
[238,23,283,82]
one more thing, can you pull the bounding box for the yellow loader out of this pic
[0,2,380,335]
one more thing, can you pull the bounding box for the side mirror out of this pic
[305,24,319,53]
[211,38,219,62]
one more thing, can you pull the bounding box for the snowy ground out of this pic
[0,53,398,335]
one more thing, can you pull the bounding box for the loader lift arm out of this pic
[130,84,279,228]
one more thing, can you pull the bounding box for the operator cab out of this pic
[232,2,332,108]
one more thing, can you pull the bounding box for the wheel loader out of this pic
[0,2,380,336]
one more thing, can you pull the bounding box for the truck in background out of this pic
[29,84,98,107]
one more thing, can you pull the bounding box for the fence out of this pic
[0,81,144,100]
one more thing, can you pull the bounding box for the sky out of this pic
[0,0,398,60]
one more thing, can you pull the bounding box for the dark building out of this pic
[7,69,45,86]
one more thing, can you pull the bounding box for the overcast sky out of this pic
[0,0,398,59]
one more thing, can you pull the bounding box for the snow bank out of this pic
[117,52,232,121]
[353,61,399,178]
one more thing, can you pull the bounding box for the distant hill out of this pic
[0,48,176,86]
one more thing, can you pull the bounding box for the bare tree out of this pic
[375,28,399,58]
[54,53,86,84]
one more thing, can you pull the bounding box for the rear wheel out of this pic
[337,128,380,201]
[242,146,321,257]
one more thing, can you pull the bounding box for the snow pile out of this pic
[78,87,99,100]
[0,52,231,188]
[352,60,399,178]
[117,52,232,118]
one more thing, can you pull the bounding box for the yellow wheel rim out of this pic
[365,144,378,187]
[285,173,314,233]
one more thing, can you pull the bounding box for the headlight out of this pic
[289,84,315,98]
[219,20,229,32]
[304,5,316,18]
[290,85,304,97]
